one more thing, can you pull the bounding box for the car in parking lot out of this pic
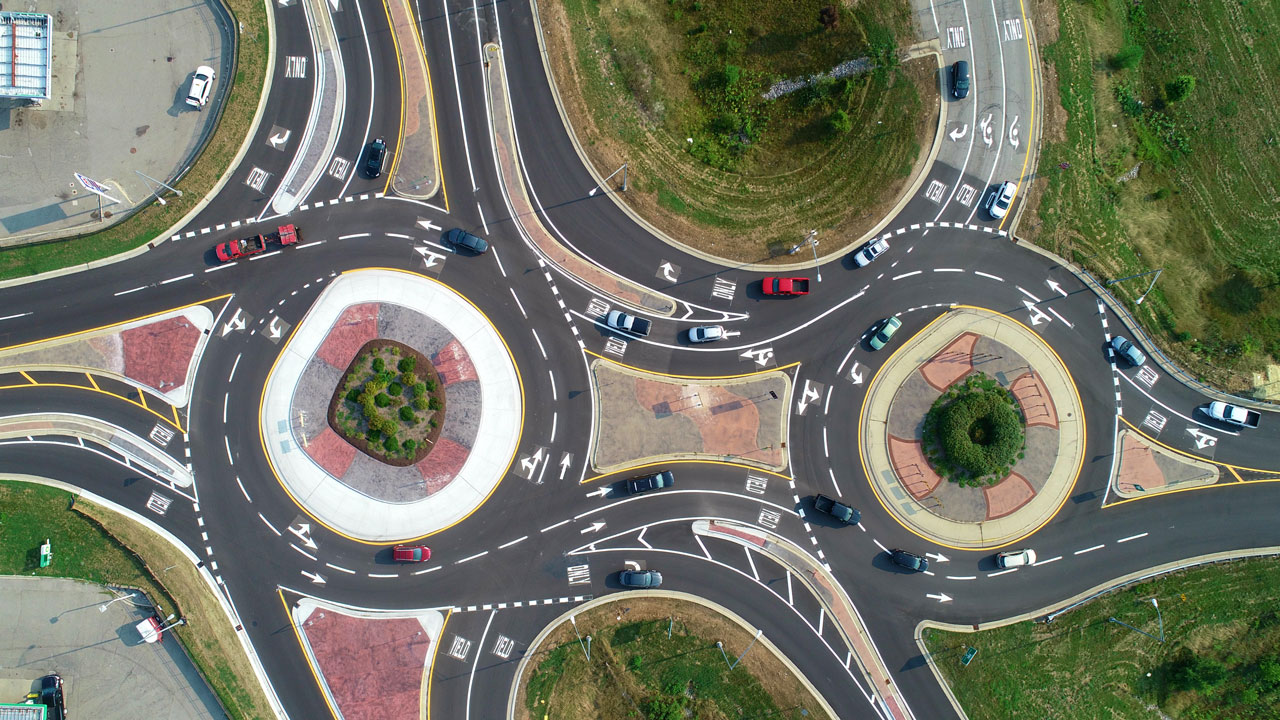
[869,316,902,350]
[619,569,663,588]
[889,549,929,573]
[186,65,215,108]
[996,548,1037,568]
[987,181,1017,219]
[442,228,489,254]
[392,544,431,562]
[852,238,890,267]
[1110,336,1146,366]
[627,470,674,494]
[687,325,725,343]
[951,60,970,99]
[364,137,387,178]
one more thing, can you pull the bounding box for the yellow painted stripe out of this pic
[425,608,451,720]
[19,371,36,385]
[379,0,405,198]
[1228,465,1244,482]
[0,383,182,428]
[85,372,100,390]
[584,459,792,485]
[277,590,341,720]
[1117,415,1280,476]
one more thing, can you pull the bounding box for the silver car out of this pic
[1110,336,1146,366]
[987,181,1017,219]
[853,238,889,267]
[687,325,725,343]
[996,549,1037,568]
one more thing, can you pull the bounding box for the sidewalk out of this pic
[695,520,915,720]
[385,0,441,200]
[860,308,1084,548]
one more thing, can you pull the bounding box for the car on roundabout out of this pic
[627,470,674,494]
[687,325,725,343]
[619,569,663,588]
[813,493,860,524]
[987,181,1018,219]
[442,228,489,254]
[365,137,387,178]
[1110,336,1146,366]
[392,545,431,562]
[852,238,889,267]
[889,549,929,573]
[995,548,1037,568]
[869,316,902,350]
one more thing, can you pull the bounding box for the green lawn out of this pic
[0,0,269,281]
[544,0,927,261]
[1032,0,1280,391]
[923,557,1280,719]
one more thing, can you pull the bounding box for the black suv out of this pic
[951,60,970,99]
[889,549,929,573]
[364,138,387,178]
[627,470,674,494]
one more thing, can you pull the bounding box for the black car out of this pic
[813,493,860,524]
[626,470,674,494]
[619,569,663,588]
[951,60,970,99]
[442,228,489,254]
[39,674,65,720]
[364,137,387,178]
[889,549,929,573]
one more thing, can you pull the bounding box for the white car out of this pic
[186,65,215,108]
[995,548,1037,568]
[687,325,725,343]
[853,238,889,267]
[987,181,1017,219]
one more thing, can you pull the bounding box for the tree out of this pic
[828,109,852,136]
[819,5,839,30]
[1110,44,1143,70]
[1166,74,1196,102]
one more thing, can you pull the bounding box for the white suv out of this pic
[987,181,1017,219]
[186,65,215,108]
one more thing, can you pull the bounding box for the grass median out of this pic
[518,596,829,720]
[540,0,931,262]
[0,0,269,281]
[0,480,273,719]
[1029,0,1280,392]
[923,556,1280,719]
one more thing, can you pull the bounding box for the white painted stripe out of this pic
[1074,544,1104,555]
[499,535,528,549]
[1118,532,1149,543]
[893,270,922,280]
[1032,556,1062,567]
[934,268,964,272]
[975,271,1003,281]
[115,286,147,296]
[456,551,489,564]
[325,563,357,574]
[988,568,1018,577]
[339,232,371,240]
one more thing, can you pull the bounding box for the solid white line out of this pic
[547,371,558,401]
[827,467,842,497]
[837,344,858,375]
[490,243,506,277]
[822,426,829,457]
[1032,555,1062,567]
[290,543,317,561]
[248,250,282,262]
[258,513,281,535]
[386,233,414,240]
[499,535,528,549]
[744,547,759,581]
[893,270,922,280]
[477,202,490,234]
[1117,532,1149,543]
[1017,286,1041,302]
[115,286,146,296]
[204,262,235,273]
[786,572,793,605]
[530,328,548,359]
[224,436,234,464]
[1074,544,1105,555]
[235,476,251,502]
[695,535,712,560]
[1119,371,1238,434]
[933,268,964,273]
[1047,307,1074,328]
[945,575,977,581]
[456,551,489,564]
[339,233,371,240]
[509,288,528,319]
[441,0,479,190]
[975,271,1004,281]
[541,519,571,533]
[295,240,325,249]
[413,566,442,575]
[550,412,558,444]
[818,608,825,635]
[325,563,357,574]
[228,353,241,383]
[0,312,32,321]
[465,610,496,720]
[368,573,398,578]
[823,385,833,414]
[222,393,229,423]
[987,568,1017,577]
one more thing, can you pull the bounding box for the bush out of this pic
[923,373,1025,484]
[377,417,398,436]
[382,436,399,453]
[377,370,395,385]
[387,382,403,397]
[398,356,416,373]
[1169,652,1228,693]
[828,109,852,135]
[413,396,429,411]
[345,387,361,403]
[402,439,417,452]
[374,393,391,408]
[362,400,378,419]
[413,382,427,398]
[399,406,416,423]
[429,418,438,428]
[372,357,385,372]
[425,379,437,392]
[402,372,418,387]
[365,428,381,443]
[428,396,443,411]
[1166,74,1196,103]
[1110,44,1143,70]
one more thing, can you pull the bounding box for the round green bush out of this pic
[345,387,361,403]
[425,379,437,392]
[372,357,386,372]
[382,436,399,453]
[923,373,1025,485]
[387,382,403,396]
[413,382,427,398]
[402,439,417,452]
[399,405,416,422]
[374,393,391,408]
[398,356,416,373]
[402,372,419,387]
[428,396,442,411]
[413,396,429,411]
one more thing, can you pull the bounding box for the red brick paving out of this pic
[317,303,380,369]
[303,610,431,720]
[303,427,358,478]
[1010,372,1058,428]
[920,332,977,391]
[1116,433,1166,491]
[984,473,1035,519]
[416,436,471,493]
[707,520,766,547]
[886,435,942,499]
[631,378,780,465]
[121,317,201,392]
[432,340,477,385]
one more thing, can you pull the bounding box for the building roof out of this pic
[0,12,53,100]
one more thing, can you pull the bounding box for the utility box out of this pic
[38,539,52,568]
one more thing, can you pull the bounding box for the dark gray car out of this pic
[889,549,929,573]
[442,228,489,254]
[952,60,970,98]
[364,138,387,178]
[620,569,663,588]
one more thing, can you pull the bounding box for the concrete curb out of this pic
[503,590,840,720]
[0,413,193,486]
[1,474,289,720]
[526,0,947,271]
[912,546,1280,720]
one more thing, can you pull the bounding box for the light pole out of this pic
[716,629,762,670]
[1135,269,1163,305]
[134,170,183,206]
[98,590,139,613]
[1108,597,1163,643]
[1106,268,1163,304]
[787,230,822,282]
[570,615,591,661]
[589,163,628,196]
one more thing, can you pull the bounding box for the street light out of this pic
[1105,268,1163,304]
[99,590,139,613]
[1135,269,1163,305]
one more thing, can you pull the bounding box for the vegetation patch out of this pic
[1030,0,1280,390]
[922,372,1025,486]
[518,597,829,720]
[0,0,269,280]
[0,480,272,719]
[328,340,445,465]
[542,0,930,262]
[923,556,1280,719]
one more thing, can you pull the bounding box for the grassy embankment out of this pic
[1031,0,1280,392]
[924,556,1280,719]
[520,597,829,720]
[0,480,273,719]
[0,0,269,281]
[543,0,930,261]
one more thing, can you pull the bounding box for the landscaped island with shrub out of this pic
[328,340,444,466]
[922,372,1026,487]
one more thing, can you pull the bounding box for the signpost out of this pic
[961,646,978,666]
[73,172,121,222]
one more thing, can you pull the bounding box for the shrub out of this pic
[923,373,1025,484]
[345,387,361,403]
[365,428,381,443]
[399,406,416,422]
[382,436,399,453]
[828,109,852,135]
[429,418,438,428]
[402,439,417,452]
[362,400,378,419]
[387,382,403,396]
[1166,74,1196,103]
[402,372,418,387]
[378,417,398,436]
[413,396,429,411]
[389,347,399,355]
[377,370,395,385]
[398,356,416,373]
[1110,44,1143,70]
[1169,652,1228,693]
[425,379,437,392]
[374,393,391,408]
[428,396,443,411]
[413,382,427,398]
[372,357,385,372]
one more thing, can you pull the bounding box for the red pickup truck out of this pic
[762,277,810,295]
[214,224,300,262]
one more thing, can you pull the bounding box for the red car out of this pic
[762,277,810,295]
[393,544,431,562]
[213,224,300,262]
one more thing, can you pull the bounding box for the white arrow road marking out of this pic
[1046,279,1068,297]
[415,246,446,268]
[520,448,547,476]
[926,592,953,603]
[925,552,950,563]
[586,486,610,498]
[624,560,642,571]
[580,521,606,534]
[980,113,994,146]
[221,309,246,337]
[796,379,820,414]
[267,317,284,339]
[1186,427,1218,449]
[301,570,326,585]
[1022,300,1051,326]
[1008,114,1020,148]
[416,218,442,232]
[948,123,968,141]
[288,522,318,549]
[849,361,864,385]
[659,262,678,282]
[559,453,573,480]
[268,130,291,149]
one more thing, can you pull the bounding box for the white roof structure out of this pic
[0,12,52,100]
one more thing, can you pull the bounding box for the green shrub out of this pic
[372,357,385,372]
[374,393,391,408]
[429,418,438,428]
[382,436,399,453]
[377,370,395,385]
[402,372,418,387]
[388,382,403,396]
[1166,74,1196,103]
[428,396,443,411]
[402,439,417,452]
[828,109,852,135]
[923,373,1025,484]
[362,400,378,419]
[424,379,437,392]
[345,387,361,403]
[399,406,416,422]
[1110,43,1143,70]
[413,382,427,398]
[398,356,416,373]
[389,347,399,355]
[413,396,429,411]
